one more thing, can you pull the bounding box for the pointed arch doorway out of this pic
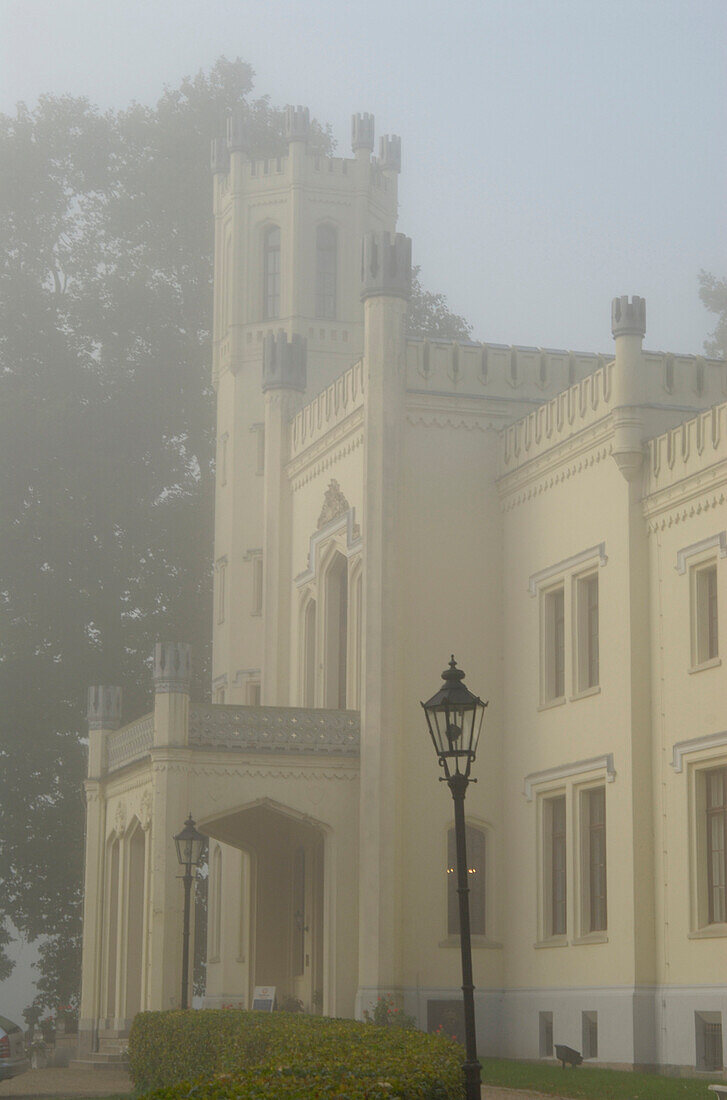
[203,800,325,1014]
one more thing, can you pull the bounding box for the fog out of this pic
[1,0,726,1068]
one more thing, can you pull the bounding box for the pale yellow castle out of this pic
[78,107,727,1074]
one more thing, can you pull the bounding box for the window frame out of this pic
[574,570,599,694]
[540,584,565,705]
[543,794,567,938]
[579,785,607,936]
[691,560,719,669]
[315,223,337,320]
[262,224,281,321]
[444,821,491,943]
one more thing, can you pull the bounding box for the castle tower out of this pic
[210,109,400,702]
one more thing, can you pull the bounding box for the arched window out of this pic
[105,837,120,1016]
[263,226,281,320]
[125,824,146,1018]
[447,825,486,936]
[315,224,337,320]
[292,847,306,978]
[303,598,317,707]
[324,553,348,709]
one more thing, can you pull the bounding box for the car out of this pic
[0,1016,29,1080]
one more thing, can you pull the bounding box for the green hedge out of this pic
[129,1009,464,1099]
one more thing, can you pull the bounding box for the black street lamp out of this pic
[173,814,206,1010]
[422,656,487,1100]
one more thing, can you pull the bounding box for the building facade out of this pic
[78,106,727,1074]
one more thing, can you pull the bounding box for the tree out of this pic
[0,59,471,1006]
[408,266,473,341]
[699,271,727,360]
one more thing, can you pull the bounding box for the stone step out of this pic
[71,1055,130,1072]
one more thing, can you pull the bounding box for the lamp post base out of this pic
[463,1057,482,1099]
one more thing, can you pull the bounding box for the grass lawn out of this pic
[480,1058,723,1100]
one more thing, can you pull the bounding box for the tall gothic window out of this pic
[447,825,486,936]
[303,599,317,707]
[324,553,348,709]
[315,224,337,319]
[263,226,281,320]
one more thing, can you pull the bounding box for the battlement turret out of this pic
[262,330,307,392]
[611,295,646,338]
[226,106,250,154]
[378,135,401,173]
[87,685,122,731]
[352,112,375,154]
[361,231,412,300]
[285,105,310,144]
[153,642,191,694]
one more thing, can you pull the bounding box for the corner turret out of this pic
[153,642,191,694]
[610,294,647,481]
[361,231,412,301]
[87,685,122,731]
[378,135,401,174]
[285,105,310,144]
[352,112,375,158]
[262,330,307,392]
[611,295,646,338]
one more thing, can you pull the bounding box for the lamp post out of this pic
[422,657,487,1100]
[173,814,206,1010]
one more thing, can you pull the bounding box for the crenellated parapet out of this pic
[406,338,612,400]
[288,358,365,462]
[645,400,727,496]
[262,330,307,393]
[498,362,614,477]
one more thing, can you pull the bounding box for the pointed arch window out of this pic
[316,224,337,320]
[303,598,317,707]
[263,226,281,320]
[324,552,348,709]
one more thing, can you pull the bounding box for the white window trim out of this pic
[528,543,608,597]
[526,757,614,948]
[675,531,727,575]
[531,545,606,704]
[295,509,361,587]
[672,737,727,937]
[524,754,616,801]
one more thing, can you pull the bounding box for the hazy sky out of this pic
[1,0,726,356]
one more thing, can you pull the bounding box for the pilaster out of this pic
[357,231,411,1012]
[78,686,120,1055]
[261,332,305,704]
[147,643,194,1011]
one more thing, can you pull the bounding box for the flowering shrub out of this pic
[129,1009,463,1098]
[364,995,417,1030]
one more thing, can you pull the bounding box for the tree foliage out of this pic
[0,58,471,1009]
[699,271,727,360]
[408,265,473,341]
